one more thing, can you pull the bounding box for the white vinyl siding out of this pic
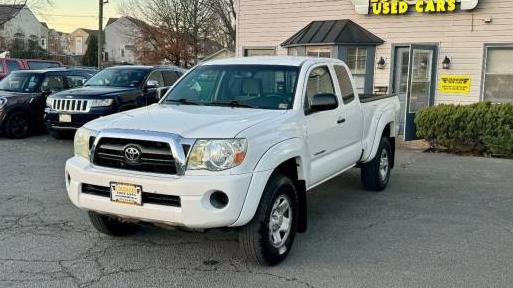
[237,0,513,105]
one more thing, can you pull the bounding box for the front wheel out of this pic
[361,137,392,192]
[239,174,298,266]
[5,111,31,139]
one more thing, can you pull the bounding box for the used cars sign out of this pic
[351,0,478,15]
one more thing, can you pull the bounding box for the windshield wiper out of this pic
[209,101,255,109]
[166,98,200,106]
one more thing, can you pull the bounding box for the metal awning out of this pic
[281,19,384,48]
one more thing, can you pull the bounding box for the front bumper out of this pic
[65,157,260,229]
[45,108,114,131]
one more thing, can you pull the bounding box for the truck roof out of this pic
[106,65,185,72]
[204,56,344,67]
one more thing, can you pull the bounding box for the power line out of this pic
[38,13,113,19]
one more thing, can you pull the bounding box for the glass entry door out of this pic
[393,47,410,136]
[404,45,437,141]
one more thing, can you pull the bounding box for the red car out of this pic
[0,58,63,80]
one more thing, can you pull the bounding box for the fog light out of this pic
[210,191,229,209]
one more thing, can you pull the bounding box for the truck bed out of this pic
[359,94,398,103]
[359,93,401,162]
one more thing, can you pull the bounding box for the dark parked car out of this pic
[0,69,96,138]
[0,58,63,80]
[45,65,185,138]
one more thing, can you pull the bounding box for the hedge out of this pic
[415,102,513,157]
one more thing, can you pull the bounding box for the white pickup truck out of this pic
[66,56,400,266]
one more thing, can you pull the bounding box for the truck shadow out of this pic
[124,168,387,267]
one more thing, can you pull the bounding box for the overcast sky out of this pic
[35,0,122,33]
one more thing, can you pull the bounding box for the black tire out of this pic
[239,174,298,266]
[361,137,392,192]
[88,211,139,236]
[4,111,31,139]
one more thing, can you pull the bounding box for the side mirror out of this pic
[146,80,160,90]
[309,93,338,113]
[41,89,52,97]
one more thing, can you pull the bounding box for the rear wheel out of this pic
[239,174,298,266]
[88,211,139,236]
[361,137,392,192]
[5,111,31,139]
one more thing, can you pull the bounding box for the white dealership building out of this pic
[236,0,513,137]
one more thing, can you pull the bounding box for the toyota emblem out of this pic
[123,145,142,163]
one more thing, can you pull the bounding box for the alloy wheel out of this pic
[379,149,389,181]
[268,194,292,255]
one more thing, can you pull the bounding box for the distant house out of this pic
[104,16,225,66]
[70,28,102,56]
[0,5,49,52]
[48,29,70,55]
[104,17,146,64]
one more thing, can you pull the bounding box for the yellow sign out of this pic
[371,0,456,15]
[439,75,471,94]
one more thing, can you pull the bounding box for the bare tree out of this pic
[182,0,215,62]
[119,0,194,66]
[119,0,226,66]
[208,0,236,49]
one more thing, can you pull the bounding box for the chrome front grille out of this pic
[89,129,191,176]
[52,99,91,112]
[92,138,178,175]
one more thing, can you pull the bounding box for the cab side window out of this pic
[41,76,65,93]
[334,65,356,104]
[7,60,21,72]
[162,70,182,86]
[65,75,87,89]
[147,71,165,87]
[304,66,336,111]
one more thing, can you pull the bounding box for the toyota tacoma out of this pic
[65,57,400,266]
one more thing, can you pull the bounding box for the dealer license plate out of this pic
[59,114,72,123]
[110,183,142,206]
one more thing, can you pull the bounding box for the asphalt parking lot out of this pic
[1,135,513,288]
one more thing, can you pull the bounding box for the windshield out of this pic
[0,73,41,93]
[163,65,300,110]
[85,68,148,88]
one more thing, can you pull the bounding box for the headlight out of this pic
[46,97,54,108]
[187,139,248,171]
[0,97,7,109]
[74,127,96,159]
[90,99,114,107]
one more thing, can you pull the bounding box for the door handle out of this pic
[337,118,346,124]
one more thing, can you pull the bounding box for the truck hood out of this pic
[52,86,137,98]
[85,104,288,139]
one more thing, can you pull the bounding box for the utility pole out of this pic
[98,0,108,69]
